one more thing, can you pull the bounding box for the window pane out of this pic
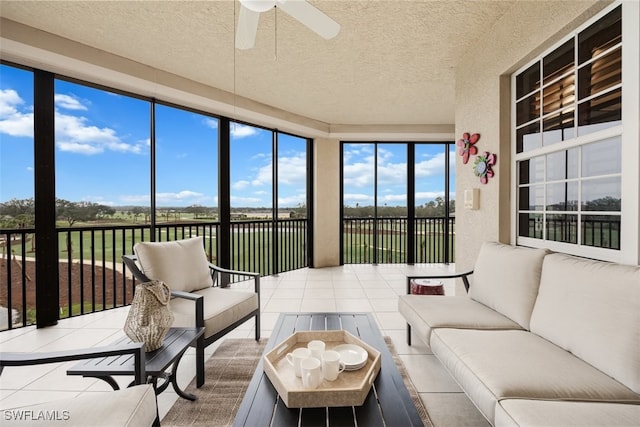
[0,65,35,228]
[543,39,574,85]
[277,133,307,217]
[343,143,375,216]
[516,62,540,99]
[582,214,620,249]
[516,93,540,126]
[581,177,621,211]
[516,122,541,153]
[578,6,621,64]
[547,148,578,181]
[581,137,621,177]
[519,185,544,210]
[54,79,150,226]
[377,144,407,217]
[518,157,544,185]
[546,214,578,243]
[543,108,575,145]
[578,47,621,100]
[155,105,218,224]
[230,123,272,215]
[542,74,574,114]
[577,88,621,136]
[415,144,448,217]
[518,213,543,239]
[546,182,578,211]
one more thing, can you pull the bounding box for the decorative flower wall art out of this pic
[473,152,497,184]
[457,132,480,164]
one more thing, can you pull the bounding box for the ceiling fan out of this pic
[235,0,340,50]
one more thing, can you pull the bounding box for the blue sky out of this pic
[1,64,453,209]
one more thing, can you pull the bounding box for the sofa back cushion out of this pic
[468,242,548,329]
[134,236,213,293]
[530,253,640,394]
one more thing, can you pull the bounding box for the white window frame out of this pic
[510,1,640,264]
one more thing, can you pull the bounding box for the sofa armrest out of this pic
[406,270,474,294]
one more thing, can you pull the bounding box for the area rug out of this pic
[162,337,433,427]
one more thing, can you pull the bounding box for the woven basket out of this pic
[124,280,174,352]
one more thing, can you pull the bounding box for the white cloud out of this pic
[252,164,272,187]
[232,180,251,190]
[156,190,206,204]
[278,192,306,207]
[203,118,218,129]
[278,153,306,186]
[231,123,258,138]
[0,89,33,137]
[119,190,210,205]
[55,94,88,111]
[55,112,145,155]
[416,151,447,178]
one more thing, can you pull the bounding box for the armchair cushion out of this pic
[134,237,213,293]
[171,286,259,340]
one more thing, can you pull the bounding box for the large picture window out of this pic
[513,3,638,262]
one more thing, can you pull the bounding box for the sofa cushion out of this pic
[430,329,640,424]
[495,399,640,427]
[134,237,213,293]
[398,295,523,345]
[171,286,258,339]
[468,242,548,329]
[530,253,640,394]
[2,384,157,427]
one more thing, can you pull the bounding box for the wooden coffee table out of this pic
[233,312,424,427]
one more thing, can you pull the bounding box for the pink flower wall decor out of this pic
[457,132,480,164]
[473,152,497,184]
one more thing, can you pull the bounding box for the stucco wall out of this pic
[453,0,611,272]
[313,138,341,267]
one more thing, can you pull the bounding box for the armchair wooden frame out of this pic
[122,254,260,388]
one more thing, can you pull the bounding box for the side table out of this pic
[68,327,204,401]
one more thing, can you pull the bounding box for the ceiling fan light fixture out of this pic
[240,0,276,13]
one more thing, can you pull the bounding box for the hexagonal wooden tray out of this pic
[263,330,381,408]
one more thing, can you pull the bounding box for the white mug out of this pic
[301,357,322,389]
[307,340,325,360]
[321,350,346,381]
[286,347,311,378]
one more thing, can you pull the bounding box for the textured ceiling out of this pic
[0,0,520,126]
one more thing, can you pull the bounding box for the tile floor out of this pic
[0,264,489,426]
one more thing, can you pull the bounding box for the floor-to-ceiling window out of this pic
[341,141,455,264]
[512,3,639,263]
[0,64,35,329]
[0,62,312,329]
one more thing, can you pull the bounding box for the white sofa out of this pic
[399,241,640,426]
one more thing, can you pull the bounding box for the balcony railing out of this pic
[1,218,307,331]
[342,217,456,264]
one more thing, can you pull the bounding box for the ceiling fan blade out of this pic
[235,4,261,50]
[277,0,340,40]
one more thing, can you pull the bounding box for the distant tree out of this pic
[0,198,35,228]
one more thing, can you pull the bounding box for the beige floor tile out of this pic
[299,299,336,312]
[336,299,373,312]
[303,288,335,299]
[333,288,367,299]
